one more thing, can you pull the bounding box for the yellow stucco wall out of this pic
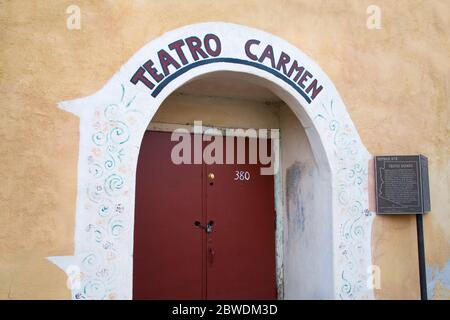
[0,0,448,299]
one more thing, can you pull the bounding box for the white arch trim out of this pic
[49,22,374,300]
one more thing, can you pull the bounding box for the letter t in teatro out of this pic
[130,67,155,90]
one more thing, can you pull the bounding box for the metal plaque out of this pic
[375,155,431,214]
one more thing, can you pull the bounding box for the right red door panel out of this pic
[205,137,277,299]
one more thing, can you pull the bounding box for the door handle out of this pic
[194,220,214,233]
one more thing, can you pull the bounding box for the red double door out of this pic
[133,130,276,299]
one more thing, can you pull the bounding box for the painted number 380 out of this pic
[234,171,250,181]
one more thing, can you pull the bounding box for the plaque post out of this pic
[416,213,427,300]
[416,156,427,300]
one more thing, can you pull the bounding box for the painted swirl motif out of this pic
[98,200,112,217]
[104,145,125,171]
[342,213,364,241]
[82,253,98,271]
[83,280,107,300]
[104,157,115,171]
[104,104,120,121]
[104,174,124,196]
[89,163,104,178]
[108,218,124,238]
[92,226,107,243]
[95,267,115,283]
[92,131,107,146]
[87,183,103,203]
[109,121,130,145]
[349,201,363,217]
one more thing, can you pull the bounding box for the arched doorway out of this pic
[133,73,283,299]
[49,22,374,300]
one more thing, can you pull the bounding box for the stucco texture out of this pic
[0,0,448,299]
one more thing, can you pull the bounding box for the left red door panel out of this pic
[133,131,204,299]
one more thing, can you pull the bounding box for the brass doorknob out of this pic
[208,173,215,180]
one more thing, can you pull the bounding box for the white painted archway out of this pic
[49,22,374,300]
